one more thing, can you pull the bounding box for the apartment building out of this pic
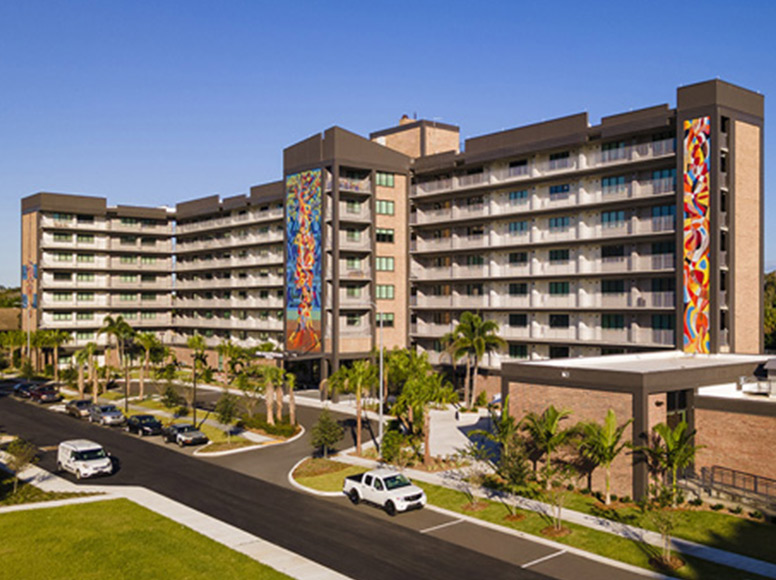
[21,193,174,364]
[174,182,286,351]
[369,79,764,373]
[20,79,764,383]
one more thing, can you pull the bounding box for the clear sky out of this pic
[1,0,774,286]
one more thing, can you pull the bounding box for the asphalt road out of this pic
[0,393,552,580]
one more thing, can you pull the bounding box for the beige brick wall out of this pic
[732,121,762,354]
[376,174,408,349]
[506,381,634,496]
[695,407,776,480]
[383,129,421,158]
[424,126,460,155]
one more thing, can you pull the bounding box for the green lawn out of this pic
[0,472,91,506]
[0,498,291,579]
[291,460,770,580]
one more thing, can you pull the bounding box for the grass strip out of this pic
[0,498,291,579]
[1,473,94,506]
[293,458,367,493]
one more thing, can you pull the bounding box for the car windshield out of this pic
[101,405,117,413]
[179,425,197,433]
[74,449,107,461]
[138,416,157,424]
[383,474,412,490]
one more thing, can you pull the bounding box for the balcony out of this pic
[40,216,109,231]
[339,203,372,222]
[411,322,454,337]
[339,233,371,252]
[176,208,284,235]
[588,139,676,166]
[41,255,110,270]
[109,221,173,235]
[337,177,371,194]
[632,328,675,346]
[176,252,283,272]
[41,295,110,308]
[175,317,284,331]
[175,275,283,290]
[108,257,173,271]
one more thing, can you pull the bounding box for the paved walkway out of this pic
[327,452,776,579]
[0,455,351,580]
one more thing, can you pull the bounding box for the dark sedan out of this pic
[12,383,34,399]
[30,385,62,404]
[161,423,209,447]
[126,414,163,437]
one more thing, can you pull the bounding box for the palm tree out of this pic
[31,329,49,373]
[48,329,71,383]
[83,342,99,402]
[1,330,25,369]
[99,315,135,413]
[285,371,297,426]
[441,329,470,403]
[449,312,505,408]
[74,347,89,398]
[186,334,208,426]
[260,365,284,425]
[135,332,161,400]
[216,339,244,384]
[637,420,703,506]
[578,409,633,505]
[340,360,377,456]
[520,405,574,490]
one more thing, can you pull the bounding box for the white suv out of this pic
[57,439,113,480]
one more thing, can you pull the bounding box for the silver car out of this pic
[88,404,126,426]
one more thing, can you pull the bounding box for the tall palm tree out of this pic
[521,405,574,489]
[99,315,135,413]
[135,332,161,400]
[84,341,99,402]
[285,371,297,426]
[48,329,71,383]
[341,360,377,456]
[1,330,26,369]
[441,329,469,403]
[186,334,208,426]
[578,409,633,505]
[260,365,285,426]
[74,346,89,398]
[636,420,703,506]
[449,312,505,408]
[216,339,244,383]
[31,329,49,373]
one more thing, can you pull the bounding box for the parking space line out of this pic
[521,549,567,569]
[420,519,464,534]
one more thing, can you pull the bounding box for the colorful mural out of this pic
[285,169,322,353]
[683,116,711,354]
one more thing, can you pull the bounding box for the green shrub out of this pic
[688,497,703,507]
[729,505,743,515]
[566,484,575,491]
[610,494,618,502]
[239,413,297,438]
[620,495,631,504]
[474,391,488,408]
[711,503,724,511]
[580,488,591,495]
[749,510,764,519]
[175,405,190,418]
[381,430,404,464]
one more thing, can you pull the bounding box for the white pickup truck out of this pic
[342,468,426,516]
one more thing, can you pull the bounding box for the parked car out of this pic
[57,439,113,480]
[88,404,126,426]
[161,423,209,447]
[126,414,163,437]
[65,399,92,418]
[30,385,62,404]
[12,383,34,398]
[343,468,427,516]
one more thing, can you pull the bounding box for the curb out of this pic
[193,425,306,457]
[287,456,345,498]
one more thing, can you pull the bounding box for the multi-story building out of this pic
[21,193,174,365]
[173,182,286,351]
[369,79,764,378]
[20,79,764,384]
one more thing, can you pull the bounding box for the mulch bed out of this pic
[461,501,489,512]
[540,526,572,538]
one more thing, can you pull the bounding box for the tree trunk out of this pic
[289,387,296,425]
[90,352,98,403]
[77,363,85,398]
[140,351,149,400]
[356,388,362,456]
[472,357,480,408]
[605,464,611,505]
[265,385,275,426]
[53,347,59,382]
[423,407,431,465]
[463,357,471,409]
[275,385,283,423]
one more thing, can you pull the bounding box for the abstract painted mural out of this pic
[683,116,711,354]
[285,169,322,353]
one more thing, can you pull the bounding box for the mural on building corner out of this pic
[683,116,711,354]
[285,169,322,353]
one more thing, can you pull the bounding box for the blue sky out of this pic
[1,0,774,286]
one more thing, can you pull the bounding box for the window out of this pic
[77,234,94,244]
[509,344,528,358]
[549,282,570,295]
[120,217,138,225]
[601,279,625,294]
[376,284,395,300]
[509,190,528,205]
[653,168,676,180]
[141,311,156,320]
[54,272,72,281]
[141,256,157,265]
[54,252,72,262]
[602,244,625,258]
[376,228,394,243]
[509,283,528,296]
[53,232,72,243]
[509,313,528,327]
[376,313,395,327]
[141,237,156,246]
[120,293,137,302]
[508,220,529,234]
[549,249,569,263]
[52,212,73,221]
[53,312,72,321]
[345,229,361,242]
[652,205,676,217]
[549,216,570,231]
[76,292,94,302]
[346,200,360,214]
[346,257,361,270]
[76,331,95,340]
[549,184,570,199]
[549,346,570,359]
[376,172,395,187]
[601,210,626,227]
[141,274,157,282]
[120,274,138,283]
[77,253,95,263]
[120,255,137,264]
[651,241,674,255]
[466,255,484,266]
[346,286,361,298]
[120,235,136,245]
[376,257,394,271]
[602,141,626,161]
[549,314,569,328]
[376,200,395,215]
[602,176,626,192]
[77,214,94,224]
[53,292,71,302]
[509,252,528,264]
[124,311,138,320]
[652,314,674,330]
[141,292,156,301]
[76,312,94,320]
[602,314,625,329]
[549,151,571,169]
[651,278,675,292]
[346,314,361,327]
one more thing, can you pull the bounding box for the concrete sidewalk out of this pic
[0,457,352,580]
[330,452,776,579]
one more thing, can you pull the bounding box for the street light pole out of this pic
[370,301,384,445]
